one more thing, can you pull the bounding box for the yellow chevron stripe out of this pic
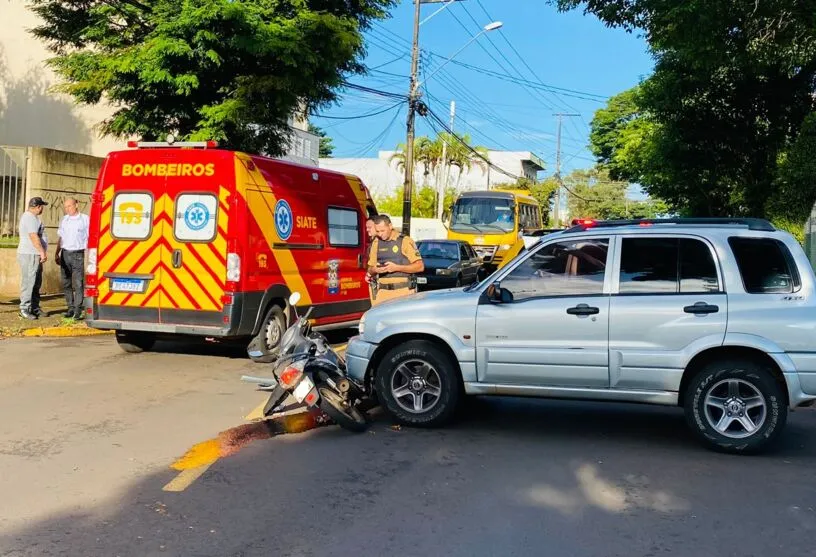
[97,189,226,311]
[234,153,312,305]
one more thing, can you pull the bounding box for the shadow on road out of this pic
[2,398,815,556]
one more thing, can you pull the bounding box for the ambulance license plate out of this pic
[416,277,427,284]
[293,376,315,403]
[110,278,144,293]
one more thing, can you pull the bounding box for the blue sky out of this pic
[311,0,654,180]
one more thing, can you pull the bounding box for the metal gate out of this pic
[0,146,26,242]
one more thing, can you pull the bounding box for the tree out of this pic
[29,0,393,155]
[560,0,816,220]
[375,184,457,219]
[564,166,668,220]
[309,124,334,158]
[390,133,488,217]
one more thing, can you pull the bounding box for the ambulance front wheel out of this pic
[115,331,156,354]
[247,304,286,363]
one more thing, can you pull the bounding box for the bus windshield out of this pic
[450,197,515,234]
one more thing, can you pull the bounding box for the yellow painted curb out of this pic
[21,326,114,337]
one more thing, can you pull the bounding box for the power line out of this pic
[457,3,557,112]
[424,103,522,182]
[311,100,404,120]
[474,0,585,116]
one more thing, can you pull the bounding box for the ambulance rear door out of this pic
[157,150,231,328]
[95,152,167,323]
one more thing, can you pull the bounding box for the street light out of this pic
[416,22,503,89]
[400,11,504,235]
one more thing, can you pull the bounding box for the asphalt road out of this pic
[2,336,816,557]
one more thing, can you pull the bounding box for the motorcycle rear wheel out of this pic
[317,385,368,433]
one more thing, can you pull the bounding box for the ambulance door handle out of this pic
[172,249,182,269]
[357,253,363,268]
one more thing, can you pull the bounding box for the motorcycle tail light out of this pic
[304,388,318,406]
[278,366,303,388]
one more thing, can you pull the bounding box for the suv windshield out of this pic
[418,242,459,260]
[450,197,514,233]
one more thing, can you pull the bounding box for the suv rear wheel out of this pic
[684,358,787,454]
[375,340,461,427]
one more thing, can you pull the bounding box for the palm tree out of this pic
[390,136,440,186]
[443,133,488,191]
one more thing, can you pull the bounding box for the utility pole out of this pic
[402,0,422,236]
[553,112,579,226]
[437,100,455,220]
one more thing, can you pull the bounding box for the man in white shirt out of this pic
[56,197,90,319]
[17,197,49,320]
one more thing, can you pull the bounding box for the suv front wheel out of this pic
[684,358,787,454]
[375,340,461,428]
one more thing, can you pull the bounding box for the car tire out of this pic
[247,304,287,363]
[375,340,460,428]
[115,331,155,354]
[684,358,787,454]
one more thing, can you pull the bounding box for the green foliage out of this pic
[765,112,816,242]
[29,0,394,155]
[390,133,488,185]
[565,166,668,220]
[309,124,334,158]
[561,0,816,218]
[376,185,458,219]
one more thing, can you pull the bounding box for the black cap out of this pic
[28,197,48,208]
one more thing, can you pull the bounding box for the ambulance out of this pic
[84,139,377,362]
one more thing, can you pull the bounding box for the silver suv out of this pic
[345,218,816,454]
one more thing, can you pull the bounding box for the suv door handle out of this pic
[684,302,719,314]
[566,303,600,316]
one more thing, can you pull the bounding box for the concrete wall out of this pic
[0,1,122,156]
[0,146,103,298]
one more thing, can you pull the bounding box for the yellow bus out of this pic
[446,189,543,272]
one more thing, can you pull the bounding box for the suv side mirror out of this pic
[486,281,513,303]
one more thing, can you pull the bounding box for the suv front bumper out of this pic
[345,336,378,386]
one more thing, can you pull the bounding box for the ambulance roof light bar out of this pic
[127,135,218,149]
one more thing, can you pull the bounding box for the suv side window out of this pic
[502,238,609,301]
[619,237,720,294]
[728,237,800,293]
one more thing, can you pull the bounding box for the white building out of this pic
[319,150,545,199]
[0,1,317,163]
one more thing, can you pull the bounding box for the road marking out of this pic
[171,439,221,470]
[162,462,214,492]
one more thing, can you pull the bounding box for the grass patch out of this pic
[0,237,19,249]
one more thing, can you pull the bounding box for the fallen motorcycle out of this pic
[242,292,368,432]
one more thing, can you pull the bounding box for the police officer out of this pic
[367,215,424,306]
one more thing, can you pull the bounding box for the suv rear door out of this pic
[476,235,612,388]
[608,235,727,391]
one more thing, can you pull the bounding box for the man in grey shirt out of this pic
[17,197,49,319]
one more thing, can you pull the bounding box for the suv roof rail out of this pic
[564,217,776,233]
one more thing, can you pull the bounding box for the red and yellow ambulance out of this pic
[85,140,377,361]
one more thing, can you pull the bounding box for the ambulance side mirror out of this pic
[289,292,301,306]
